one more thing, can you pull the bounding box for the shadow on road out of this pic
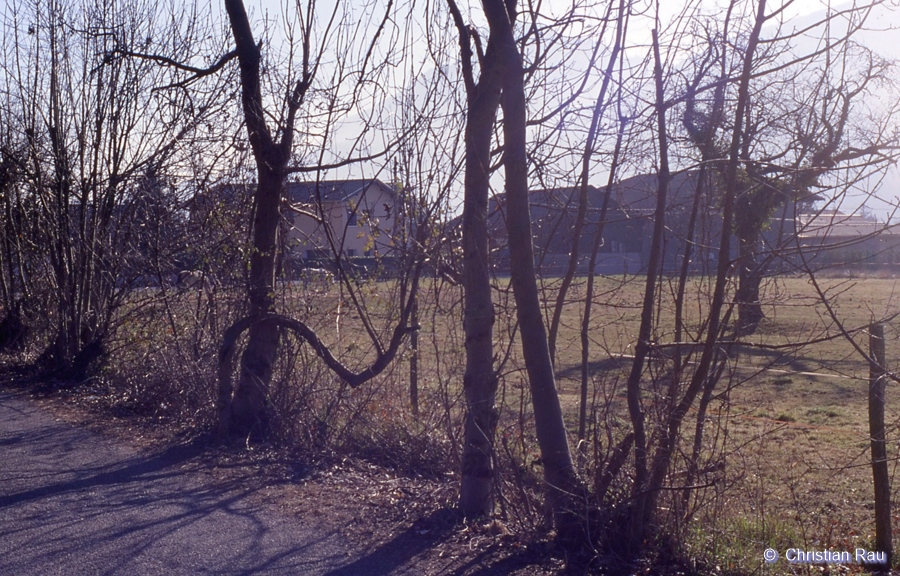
[1,390,552,575]
[0,394,350,574]
[322,507,548,576]
[322,508,458,576]
[0,434,212,509]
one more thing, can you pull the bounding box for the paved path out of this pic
[0,390,430,575]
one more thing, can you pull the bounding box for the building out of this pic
[487,171,899,276]
[608,170,722,273]
[283,179,398,261]
[793,210,900,268]
[488,186,644,275]
[487,171,722,275]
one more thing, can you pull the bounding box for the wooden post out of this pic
[869,322,892,568]
[409,292,418,418]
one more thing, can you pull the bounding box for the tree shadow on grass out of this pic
[556,356,631,381]
[731,343,818,373]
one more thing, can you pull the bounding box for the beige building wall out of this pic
[285,182,397,259]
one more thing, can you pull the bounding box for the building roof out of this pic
[611,169,823,215]
[796,211,899,239]
[285,179,394,204]
[488,185,625,218]
[487,172,710,225]
[612,170,702,214]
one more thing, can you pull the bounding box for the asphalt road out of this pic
[0,390,428,576]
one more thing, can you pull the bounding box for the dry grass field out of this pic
[105,272,900,573]
[283,273,900,572]
[544,274,900,573]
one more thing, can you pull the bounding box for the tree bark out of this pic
[483,0,579,532]
[736,235,764,335]
[218,0,295,438]
[868,322,893,565]
[448,0,504,518]
[224,167,284,436]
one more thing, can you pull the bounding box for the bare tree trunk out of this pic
[548,0,627,365]
[484,0,579,533]
[569,0,630,471]
[448,0,504,518]
[215,0,416,439]
[225,166,284,436]
[678,15,731,517]
[218,0,298,438]
[624,27,672,552]
[869,322,893,565]
[736,235,764,335]
[459,127,500,515]
[409,292,418,418]
[579,115,626,469]
[627,1,767,554]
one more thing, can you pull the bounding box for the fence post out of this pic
[869,321,892,568]
[409,291,418,418]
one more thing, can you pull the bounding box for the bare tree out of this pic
[489,0,582,531]
[446,0,504,519]
[681,1,899,334]
[212,0,427,438]
[0,0,228,377]
[612,0,899,556]
[546,0,631,367]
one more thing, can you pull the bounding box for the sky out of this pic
[664,0,900,221]
[794,0,900,222]
[235,0,899,219]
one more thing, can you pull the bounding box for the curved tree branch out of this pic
[218,312,417,431]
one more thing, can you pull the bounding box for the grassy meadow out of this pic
[547,273,900,573]
[105,271,900,573]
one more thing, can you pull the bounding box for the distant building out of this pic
[793,210,900,267]
[186,178,402,277]
[283,179,398,261]
[488,185,645,275]
[487,171,900,275]
[607,170,723,273]
[190,175,900,278]
[488,171,724,275]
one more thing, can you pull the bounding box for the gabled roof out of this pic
[285,179,394,204]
